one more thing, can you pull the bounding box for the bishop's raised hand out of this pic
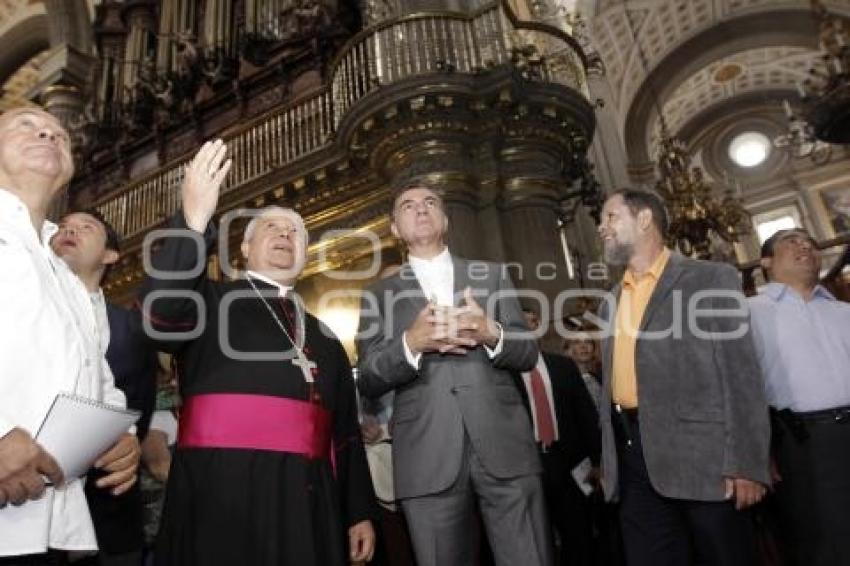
[182,139,232,233]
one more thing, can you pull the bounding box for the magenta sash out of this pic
[178,393,332,460]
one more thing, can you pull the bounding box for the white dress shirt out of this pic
[0,189,126,556]
[90,289,110,357]
[580,372,603,408]
[409,248,455,307]
[520,354,560,444]
[401,249,503,366]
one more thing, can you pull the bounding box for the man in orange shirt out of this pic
[594,188,769,566]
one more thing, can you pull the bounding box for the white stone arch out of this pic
[0,1,49,87]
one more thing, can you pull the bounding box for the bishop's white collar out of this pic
[246,270,292,298]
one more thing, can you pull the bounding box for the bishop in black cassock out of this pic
[139,140,377,566]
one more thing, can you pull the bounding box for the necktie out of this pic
[529,368,556,447]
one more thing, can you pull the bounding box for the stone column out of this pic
[563,204,607,287]
[41,85,86,219]
[33,1,98,125]
[586,57,631,192]
[498,141,576,329]
[473,140,507,264]
[44,0,94,53]
[627,161,657,186]
[41,84,89,175]
[41,84,85,130]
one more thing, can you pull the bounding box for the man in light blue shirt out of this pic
[748,228,850,566]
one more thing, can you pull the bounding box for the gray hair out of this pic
[241,206,309,249]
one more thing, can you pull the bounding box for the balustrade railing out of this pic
[93,1,587,239]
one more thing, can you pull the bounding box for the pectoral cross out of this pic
[292,351,317,383]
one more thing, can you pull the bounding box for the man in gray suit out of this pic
[594,188,769,566]
[356,183,553,566]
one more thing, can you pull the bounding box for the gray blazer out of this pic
[597,253,770,502]
[356,257,541,499]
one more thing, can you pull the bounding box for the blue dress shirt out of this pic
[748,283,850,412]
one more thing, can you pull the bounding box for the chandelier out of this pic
[655,130,752,259]
[773,100,833,163]
[797,0,850,143]
[619,1,751,260]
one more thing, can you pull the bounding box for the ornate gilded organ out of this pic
[55,1,598,337]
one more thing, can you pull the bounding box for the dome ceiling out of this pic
[650,45,821,150]
[586,0,850,164]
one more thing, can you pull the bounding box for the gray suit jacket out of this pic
[356,257,541,499]
[597,252,770,502]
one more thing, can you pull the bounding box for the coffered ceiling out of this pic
[651,45,820,145]
[584,0,850,164]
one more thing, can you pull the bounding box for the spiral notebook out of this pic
[35,393,141,479]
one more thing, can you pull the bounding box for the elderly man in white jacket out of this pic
[0,106,139,561]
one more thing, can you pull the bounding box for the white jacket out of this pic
[0,189,126,556]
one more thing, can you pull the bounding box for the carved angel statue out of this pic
[362,0,397,25]
[66,99,98,156]
[174,31,200,80]
[279,0,334,40]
